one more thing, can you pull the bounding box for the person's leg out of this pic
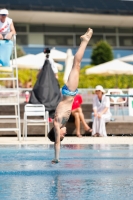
[72,110,82,137]
[98,114,110,137]
[92,116,99,136]
[66,28,93,91]
[76,107,92,131]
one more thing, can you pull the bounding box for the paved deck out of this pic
[0,137,133,145]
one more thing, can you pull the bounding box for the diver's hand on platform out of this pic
[52,159,60,164]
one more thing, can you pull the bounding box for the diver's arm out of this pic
[51,98,72,163]
[52,118,61,163]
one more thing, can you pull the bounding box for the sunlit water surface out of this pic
[0,144,133,200]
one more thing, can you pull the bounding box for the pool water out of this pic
[0,144,133,200]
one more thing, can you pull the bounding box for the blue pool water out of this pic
[0,144,133,200]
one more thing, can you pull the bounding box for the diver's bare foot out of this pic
[80,28,93,42]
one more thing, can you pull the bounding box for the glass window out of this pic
[105,36,116,46]
[91,27,104,33]
[119,36,133,46]
[74,26,88,33]
[15,25,27,32]
[104,27,116,33]
[45,25,74,32]
[45,35,73,46]
[118,28,133,34]
[29,25,44,32]
[16,35,28,45]
[76,35,103,46]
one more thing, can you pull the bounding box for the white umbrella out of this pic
[50,48,67,61]
[10,54,38,69]
[53,62,63,71]
[119,54,133,62]
[35,48,67,62]
[10,54,63,70]
[86,60,133,75]
[34,53,63,70]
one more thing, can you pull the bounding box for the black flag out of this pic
[29,59,61,118]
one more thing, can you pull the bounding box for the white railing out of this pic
[0,87,130,105]
[18,88,130,104]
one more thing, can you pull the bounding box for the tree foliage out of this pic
[91,40,114,65]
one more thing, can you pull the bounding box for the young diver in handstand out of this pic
[48,28,93,163]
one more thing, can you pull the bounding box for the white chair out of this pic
[106,89,127,119]
[23,104,49,140]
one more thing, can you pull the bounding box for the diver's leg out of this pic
[66,28,93,91]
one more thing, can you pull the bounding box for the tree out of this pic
[91,40,113,65]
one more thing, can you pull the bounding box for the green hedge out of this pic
[18,69,38,86]
[58,65,133,89]
[1,66,133,89]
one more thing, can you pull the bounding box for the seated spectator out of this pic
[0,9,16,40]
[92,85,112,137]
[71,94,92,137]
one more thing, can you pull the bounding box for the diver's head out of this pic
[48,127,67,142]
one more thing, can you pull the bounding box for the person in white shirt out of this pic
[0,9,16,40]
[92,85,112,137]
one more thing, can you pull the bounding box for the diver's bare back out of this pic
[54,96,74,127]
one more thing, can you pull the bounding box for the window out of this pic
[45,25,74,32]
[118,28,133,34]
[45,35,73,46]
[105,36,116,46]
[74,26,88,33]
[29,25,44,32]
[15,25,27,32]
[91,27,104,33]
[104,27,116,33]
[16,35,28,45]
[119,36,133,47]
[76,35,103,46]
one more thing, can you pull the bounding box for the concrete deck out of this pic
[0,137,133,145]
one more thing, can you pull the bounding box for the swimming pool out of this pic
[0,144,133,200]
